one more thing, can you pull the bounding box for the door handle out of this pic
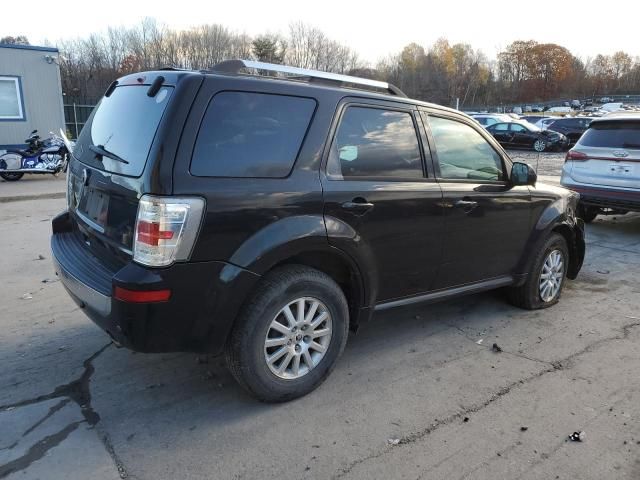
[454,199,478,212]
[341,198,374,213]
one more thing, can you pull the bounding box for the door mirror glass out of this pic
[338,145,358,162]
[511,162,537,186]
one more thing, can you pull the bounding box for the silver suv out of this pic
[561,114,640,222]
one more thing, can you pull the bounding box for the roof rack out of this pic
[210,59,407,98]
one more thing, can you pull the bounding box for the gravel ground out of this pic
[507,150,566,177]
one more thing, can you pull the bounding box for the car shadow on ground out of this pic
[85,288,525,427]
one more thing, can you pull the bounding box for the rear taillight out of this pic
[565,150,589,162]
[133,195,205,267]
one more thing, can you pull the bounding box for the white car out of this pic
[471,114,514,128]
[547,106,572,113]
[601,102,624,112]
[561,114,640,222]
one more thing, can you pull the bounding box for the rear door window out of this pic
[191,92,316,178]
[81,85,173,177]
[579,122,640,149]
[326,106,424,180]
[510,124,527,133]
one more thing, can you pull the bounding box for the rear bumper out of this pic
[51,211,260,354]
[560,181,640,212]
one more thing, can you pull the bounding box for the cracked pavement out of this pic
[1,189,640,479]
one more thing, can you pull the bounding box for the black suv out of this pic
[546,117,593,145]
[51,60,585,402]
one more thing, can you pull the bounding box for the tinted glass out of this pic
[510,124,527,133]
[191,92,316,177]
[579,122,640,149]
[429,116,504,181]
[85,85,173,177]
[493,123,509,131]
[327,107,423,179]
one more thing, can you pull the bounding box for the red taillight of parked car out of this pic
[565,150,589,162]
[133,195,205,267]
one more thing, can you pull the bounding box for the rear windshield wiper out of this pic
[89,144,129,164]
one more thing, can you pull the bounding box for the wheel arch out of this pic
[265,248,370,332]
[516,195,585,282]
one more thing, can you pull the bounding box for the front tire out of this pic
[507,233,569,310]
[225,265,349,402]
[533,139,546,152]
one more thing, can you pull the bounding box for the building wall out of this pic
[0,45,65,150]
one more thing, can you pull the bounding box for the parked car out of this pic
[520,115,546,125]
[601,102,624,112]
[531,105,544,112]
[487,121,570,152]
[534,117,556,129]
[561,114,640,222]
[471,113,514,128]
[545,117,593,144]
[548,106,572,113]
[51,60,585,402]
[599,97,612,103]
[570,100,582,109]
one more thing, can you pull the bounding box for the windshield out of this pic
[579,122,640,149]
[80,85,173,176]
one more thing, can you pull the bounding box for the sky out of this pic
[2,0,638,63]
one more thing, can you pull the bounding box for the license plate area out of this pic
[608,163,633,176]
[78,187,110,229]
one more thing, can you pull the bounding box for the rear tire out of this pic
[225,265,349,402]
[0,172,24,181]
[507,233,569,310]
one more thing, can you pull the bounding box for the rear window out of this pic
[84,85,173,177]
[326,106,423,180]
[579,122,640,149]
[191,92,316,178]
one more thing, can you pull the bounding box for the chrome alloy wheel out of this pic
[539,249,564,302]
[534,139,546,152]
[264,297,333,380]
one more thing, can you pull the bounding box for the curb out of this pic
[0,192,65,203]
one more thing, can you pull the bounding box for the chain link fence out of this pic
[63,103,96,139]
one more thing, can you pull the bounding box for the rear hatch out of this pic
[567,119,640,189]
[67,77,176,260]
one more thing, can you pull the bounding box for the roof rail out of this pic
[210,59,407,98]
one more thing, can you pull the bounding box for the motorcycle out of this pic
[0,129,74,182]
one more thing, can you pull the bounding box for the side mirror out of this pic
[511,162,537,186]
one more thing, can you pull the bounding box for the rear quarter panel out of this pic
[171,75,343,271]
